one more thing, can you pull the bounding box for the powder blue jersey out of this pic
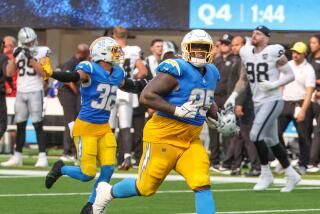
[156,59,220,126]
[75,61,125,124]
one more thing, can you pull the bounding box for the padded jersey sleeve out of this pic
[156,59,181,77]
[270,44,285,61]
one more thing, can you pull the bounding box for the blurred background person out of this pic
[209,33,234,171]
[307,34,320,173]
[110,26,148,170]
[57,43,89,162]
[145,39,163,78]
[278,42,315,175]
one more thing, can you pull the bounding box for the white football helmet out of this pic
[218,106,239,136]
[18,27,38,47]
[206,106,239,137]
[90,37,123,65]
[181,29,214,67]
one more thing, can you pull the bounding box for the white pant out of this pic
[109,100,133,129]
[14,90,44,123]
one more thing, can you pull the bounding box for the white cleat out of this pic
[253,174,274,191]
[281,169,301,193]
[0,153,23,167]
[92,182,113,214]
[35,153,48,167]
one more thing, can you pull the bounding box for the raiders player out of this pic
[109,26,148,170]
[1,27,53,167]
[225,26,301,192]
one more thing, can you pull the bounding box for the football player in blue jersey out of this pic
[43,37,148,213]
[92,30,220,214]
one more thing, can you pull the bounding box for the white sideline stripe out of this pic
[1,186,320,197]
[181,209,320,214]
[1,169,320,186]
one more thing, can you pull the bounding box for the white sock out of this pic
[14,151,22,159]
[261,164,271,174]
[38,152,47,158]
[284,165,294,175]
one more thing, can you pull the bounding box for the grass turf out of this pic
[0,176,320,214]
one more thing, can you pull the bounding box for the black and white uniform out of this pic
[240,44,285,146]
[14,46,50,123]
[109,45,142,129]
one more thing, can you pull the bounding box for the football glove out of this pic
[174,100,201,119]
[23,48,33,60]
[40,57,53,80]
[224,91,238,109]
[259,80,277,91]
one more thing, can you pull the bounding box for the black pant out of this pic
[278,101,313,167]
[310,102,320,166]
[222,108,260,170]
[209,94,227,165]
[58,89,80,156]
[0,97,7,140]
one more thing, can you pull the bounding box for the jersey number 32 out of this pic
[91,84,117,111]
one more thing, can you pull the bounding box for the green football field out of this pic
[1,175,320,214]
[1,152,320,214]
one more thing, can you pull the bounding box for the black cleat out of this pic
[118,157,131,171]
[45,160,65,189]
[80,202,93,214]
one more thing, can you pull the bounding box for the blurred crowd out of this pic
[0,26,320,176]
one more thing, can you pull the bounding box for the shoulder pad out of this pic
[76,61,93,74]
[269,44,285,59]
[156,59,181,77]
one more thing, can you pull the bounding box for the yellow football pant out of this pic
[73,132,117,177]
[136,140,210,196]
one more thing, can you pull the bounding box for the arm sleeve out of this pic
[156,59,181,77]
[51,71,80,83]
[120,78,149,93]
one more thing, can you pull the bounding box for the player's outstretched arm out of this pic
[47,69,89,83]
[224,64,248,108]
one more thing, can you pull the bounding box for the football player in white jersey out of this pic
[109,26,148,170]
[1,27,53,168]
[225,26,301,192]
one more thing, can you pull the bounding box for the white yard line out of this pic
[1,186,320,197]
[1,169,320,186]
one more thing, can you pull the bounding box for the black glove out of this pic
[23,48,33,60]
[13,47,23,58]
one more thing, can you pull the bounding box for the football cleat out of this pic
[0,153,23,167]
[281,167,301,193]
[45,160,64,189]
[92,182,113,214]
[35,152,48,167]
[253,169,274,191]
[80,202,93,214]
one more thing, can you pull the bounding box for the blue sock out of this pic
[88,165,114,204]
[112,178,139,198]
[61,166,94,182]
[195,189,215,214]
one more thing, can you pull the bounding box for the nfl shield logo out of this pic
[262,54,268,60]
